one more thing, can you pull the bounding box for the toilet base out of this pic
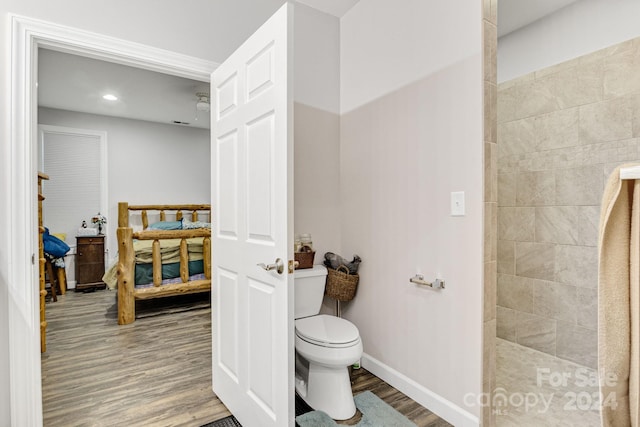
[296,360,356,420]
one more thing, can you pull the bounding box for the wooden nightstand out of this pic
[76,235,106,291]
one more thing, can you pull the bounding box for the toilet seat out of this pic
[295,314,360,348]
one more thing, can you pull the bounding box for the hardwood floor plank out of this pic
[340,368,453,427]
[42,290,228,427]
[42,290,450,427]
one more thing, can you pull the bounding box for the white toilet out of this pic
[294,265,363,420]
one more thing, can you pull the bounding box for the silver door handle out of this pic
[258,258,284,275]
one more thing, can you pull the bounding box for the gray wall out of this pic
[39,107,211,264]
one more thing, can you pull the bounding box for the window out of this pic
[39,125,107,243]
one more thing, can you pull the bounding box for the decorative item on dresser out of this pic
[75,235,106,291]
[115,202,212,325]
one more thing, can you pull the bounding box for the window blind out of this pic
[41,130,102,243]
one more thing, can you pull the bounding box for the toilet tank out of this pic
[294,265,328,319]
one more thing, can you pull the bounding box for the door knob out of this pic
[258,258,284,275]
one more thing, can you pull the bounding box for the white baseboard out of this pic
[361,353,479,427]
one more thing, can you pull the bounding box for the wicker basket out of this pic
[325,265,359,301]
[294,245,315,269]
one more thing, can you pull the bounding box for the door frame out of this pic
[7,14,216,425]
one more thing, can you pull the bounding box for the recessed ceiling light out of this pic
[102,94,118,101]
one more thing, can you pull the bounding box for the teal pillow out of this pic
[148,220,182,230]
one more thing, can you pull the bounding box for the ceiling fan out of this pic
[196,92,210,112]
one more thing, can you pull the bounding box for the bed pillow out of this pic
[135,260,205,285]
[182,218,211,230]
[182,219,211,229]
[148,220,183,230]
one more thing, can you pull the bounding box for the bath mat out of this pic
[295,391,416,427]
[200,415,242,427]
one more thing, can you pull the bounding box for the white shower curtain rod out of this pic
[620,165,640,180]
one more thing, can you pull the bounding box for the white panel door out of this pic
[211,3,294,427]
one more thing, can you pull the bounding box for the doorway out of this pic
[7,14,216,424]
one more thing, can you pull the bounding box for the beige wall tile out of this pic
[516,170,555,206]
[498,173,516,207]
[538,61,603,110]
[555,165,604,205]
[497,306,517,342]
[489,0,497,26]
[496,37,640,367]
[490,82,497,143]
[516,312,557,355]
[517,79,560,120]
[484,261,497,321]
[497,240,515,275]
[492,142,498,201]
[581,38,634,65]
[498,78,559,123]
[577,287,598,330]
[484,81,491,143]
[579,97,634,145]
[534,57,581,80]
[555,244,598,288]
[492,202,498,263]
[535,206,599,246]
[556,321,597,368]
[497,84,520,124]
[485,142,497,202]
[497,150,519,175]
[484,9,497,417]
[497,274,533,313]
[482,318,497,427]
[485,202,498,263]
[483,319,496,386]
[498,72,535,92]
[484,22,497,86]
[533,280,577,323]
[604,47,640,99]
[515,241,555,281]
[498,207,535,241]
[631,93,640,138]
[599,139,640,167]
[577,60,605,105]
[497,117,536,156]
[535,108,579,151]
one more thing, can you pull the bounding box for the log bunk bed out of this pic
[117,202,212,325]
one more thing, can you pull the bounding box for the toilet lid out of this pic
[295,314,360,346]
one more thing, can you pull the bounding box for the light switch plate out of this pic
[451,191,465,216]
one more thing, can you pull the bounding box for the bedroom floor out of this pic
[41,289,224,426]
[41,290,449,426]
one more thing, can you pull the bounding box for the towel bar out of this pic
[410,274,445,289]
[620,165,640,180]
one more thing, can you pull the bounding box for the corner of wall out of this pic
[482,0,498,425]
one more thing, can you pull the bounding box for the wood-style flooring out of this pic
[42,290,450,427]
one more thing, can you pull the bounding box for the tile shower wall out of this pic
[497,37,640,369]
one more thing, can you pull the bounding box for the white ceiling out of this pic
[37,1,361,130]
[498,0,581,37]
[38,49,211,129]
[297,0,360,17]
[37,0,575,129]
